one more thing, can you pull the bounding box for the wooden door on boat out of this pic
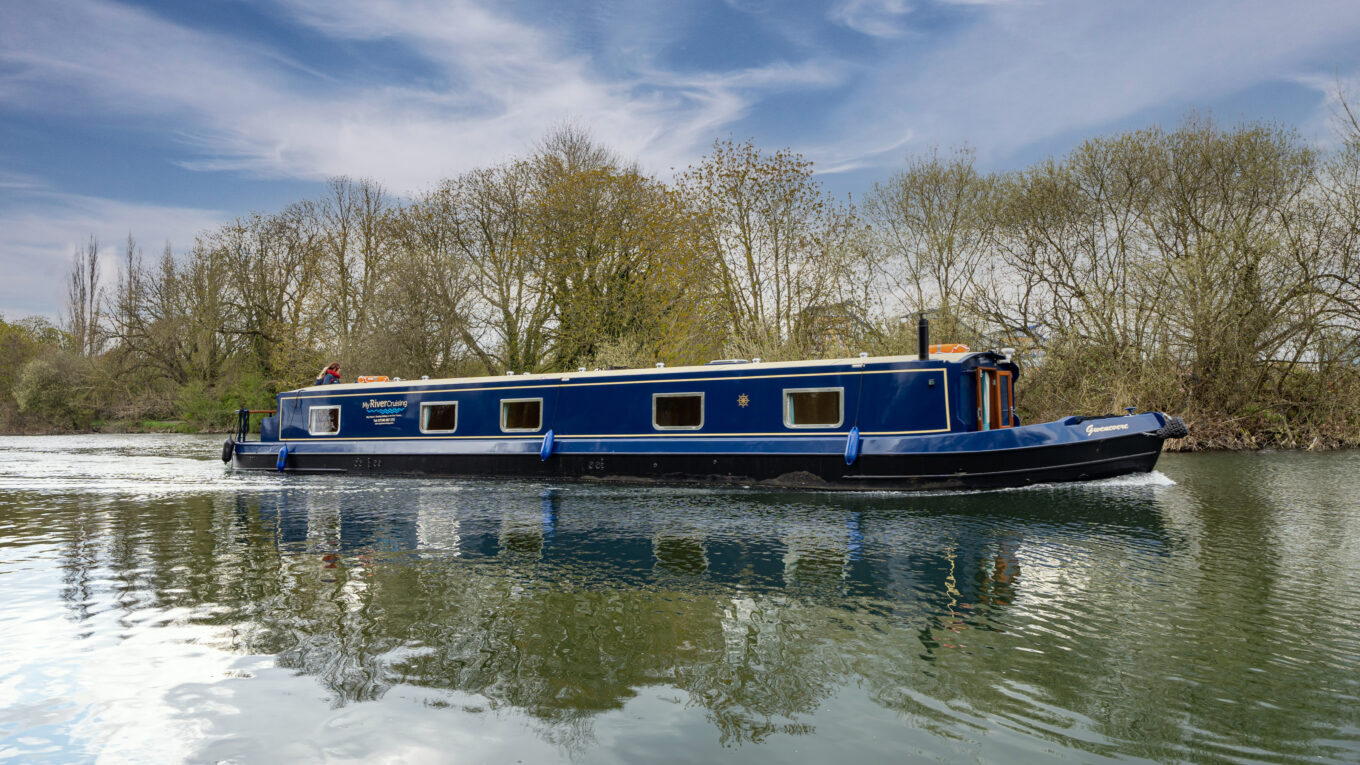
[975,368,1014,430]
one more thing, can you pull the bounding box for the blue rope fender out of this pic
[540,429,555,461]
[844,426,860,466]
[276,445,288,472]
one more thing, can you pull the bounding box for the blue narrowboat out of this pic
[225,330,1187,490]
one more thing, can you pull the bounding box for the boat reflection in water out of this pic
[222,478,1180,748]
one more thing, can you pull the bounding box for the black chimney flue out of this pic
[917,315,930,359]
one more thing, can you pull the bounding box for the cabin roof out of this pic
[296,352,989,394]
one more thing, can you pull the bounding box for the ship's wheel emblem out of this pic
[737,394,750,408]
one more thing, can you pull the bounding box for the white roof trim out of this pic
[299,352,988,392]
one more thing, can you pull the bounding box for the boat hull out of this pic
[232,414,1176,491]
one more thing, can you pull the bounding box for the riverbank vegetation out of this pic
[4,107,1360,449]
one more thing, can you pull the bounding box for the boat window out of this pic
[501,398,543,432]
[981,371,992,431]
[420,401,458,434]
[308,406,340,436]
[975,368,1014,430]
[653,392,704,430]
[784,388,843,428]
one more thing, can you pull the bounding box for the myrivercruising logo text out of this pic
[1084,422,1130,436]
[362,398,408,426]
[361,399,408,415]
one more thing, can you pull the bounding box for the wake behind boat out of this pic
[225,322,1188,491]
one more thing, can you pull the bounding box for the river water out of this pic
[0,435,1357,764]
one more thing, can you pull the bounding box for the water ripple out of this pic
[0,435,1357,763]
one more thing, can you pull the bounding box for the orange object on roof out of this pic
[929,343,970,354]
[357,375,390,383]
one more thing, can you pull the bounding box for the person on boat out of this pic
[315,362,342,386]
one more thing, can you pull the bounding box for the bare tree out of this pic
[434,162,553,373]
[315,177,392,346]
[211,205,326,385]
[678,139,863,357]
[65,236,102,356]
[1306,87,1360,367]
[863,146,996,343]
[375,194,481,377]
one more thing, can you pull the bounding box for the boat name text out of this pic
[1084,422,1130,436]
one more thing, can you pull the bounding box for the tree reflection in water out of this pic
[39,482,1155,748]
[30,468,1357,761]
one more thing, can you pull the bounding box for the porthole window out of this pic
[501,398,543,432]
[783,388,843,428]
[420,401,458,434]
[308,405,341,436]
[653,392,704,430]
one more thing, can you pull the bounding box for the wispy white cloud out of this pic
[0,170,45,190]
[3,0,1360,322]
[0,0,842,192]
[830,0,914,38]
[0,0,859,315]
[9,0,1354,190]
[808,131,917,176]
[1292,71,1360,149]
[0,191,224,320]
[828,0,1018,39]
[820,0,1360,171]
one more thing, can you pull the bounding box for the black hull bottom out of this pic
[233,434,1166,491]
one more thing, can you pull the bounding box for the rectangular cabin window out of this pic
[501,398,543,432]
[420,401,458,434]
[653,392,704,430]
[784,388,843,428]
[308,405,340,436]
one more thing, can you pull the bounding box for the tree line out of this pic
[4,110,1360,448]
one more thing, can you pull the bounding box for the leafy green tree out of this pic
[531,127,721,368]
[14,353,94,429]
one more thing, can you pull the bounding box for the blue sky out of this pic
[3,0,1360,319]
